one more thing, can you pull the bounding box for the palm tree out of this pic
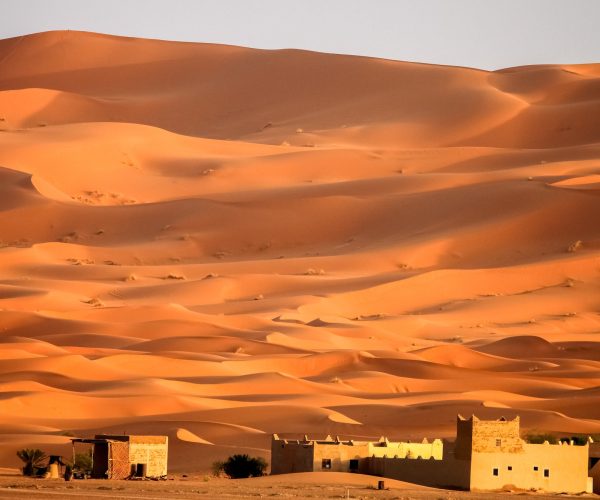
[16,449,47,476]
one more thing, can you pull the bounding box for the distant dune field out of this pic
[0,30,599,473]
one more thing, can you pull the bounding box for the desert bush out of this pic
[567,240,582,253]
[561,436,588,445]
[74,450,93,474]
[211,460,225,477]
[524,433,558,444]
[16,448,47,476]
[304,268,325,276]
[165,273,185,280]
[219,454,267,479]
[83,297,103,307]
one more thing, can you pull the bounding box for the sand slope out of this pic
[0,31,599,473]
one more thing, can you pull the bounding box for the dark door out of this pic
[92,443,109,479]
[134,463,147,477]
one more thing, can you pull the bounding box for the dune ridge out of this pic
[0,31,599,472]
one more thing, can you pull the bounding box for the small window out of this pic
[533,466,539,471]
[507,466,512,471]
[322,459,331,470]
[349,459,359,471]
[544,469,550,477]
[493,468,499,476]
[495,439,501,446]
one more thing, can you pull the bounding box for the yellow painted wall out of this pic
[312,442,370,472]
[311,440,444,473]
[368,439,443,459]
[470,442,590,493]
[271,436,440,474]
[270,419,591,494]
[128,437,168,478]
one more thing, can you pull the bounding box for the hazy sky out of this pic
[2,0,599,70]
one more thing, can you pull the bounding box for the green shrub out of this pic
[524,433,558,444]
[221,454,267,479]
[561,436,588,446]
[74,451,93,473]
[526,432,597,446]
[211,460,225,477]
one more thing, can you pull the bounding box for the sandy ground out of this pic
[0,30,599,476]
[0,471,595,500]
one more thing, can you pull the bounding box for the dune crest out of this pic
[176,428,214,445]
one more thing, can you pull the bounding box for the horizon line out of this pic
[3,29,599,74]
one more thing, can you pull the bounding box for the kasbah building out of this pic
[272,415,598,493]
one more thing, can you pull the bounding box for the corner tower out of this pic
[454,415,523,459]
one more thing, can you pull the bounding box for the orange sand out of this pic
[0,30,599,473]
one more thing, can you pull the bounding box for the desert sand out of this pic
[0,30,599,477]
[0,471,594,500]
[0,470,586,500]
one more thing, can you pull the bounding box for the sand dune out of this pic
[0,31,599,473]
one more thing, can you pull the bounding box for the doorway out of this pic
[132,463,147,477]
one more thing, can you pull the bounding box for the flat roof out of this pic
[71,438,112,444]
[71,435,168,444]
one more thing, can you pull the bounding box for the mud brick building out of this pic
[272,415,593,493]
[71,434,168,479]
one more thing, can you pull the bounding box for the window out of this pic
[533,466,539,471]
[349,459,359,471]
[322,459,331,470]
[544,469,550,477]
[495,439,501,447]
[507,466,512,471]
[493,468,499,476]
